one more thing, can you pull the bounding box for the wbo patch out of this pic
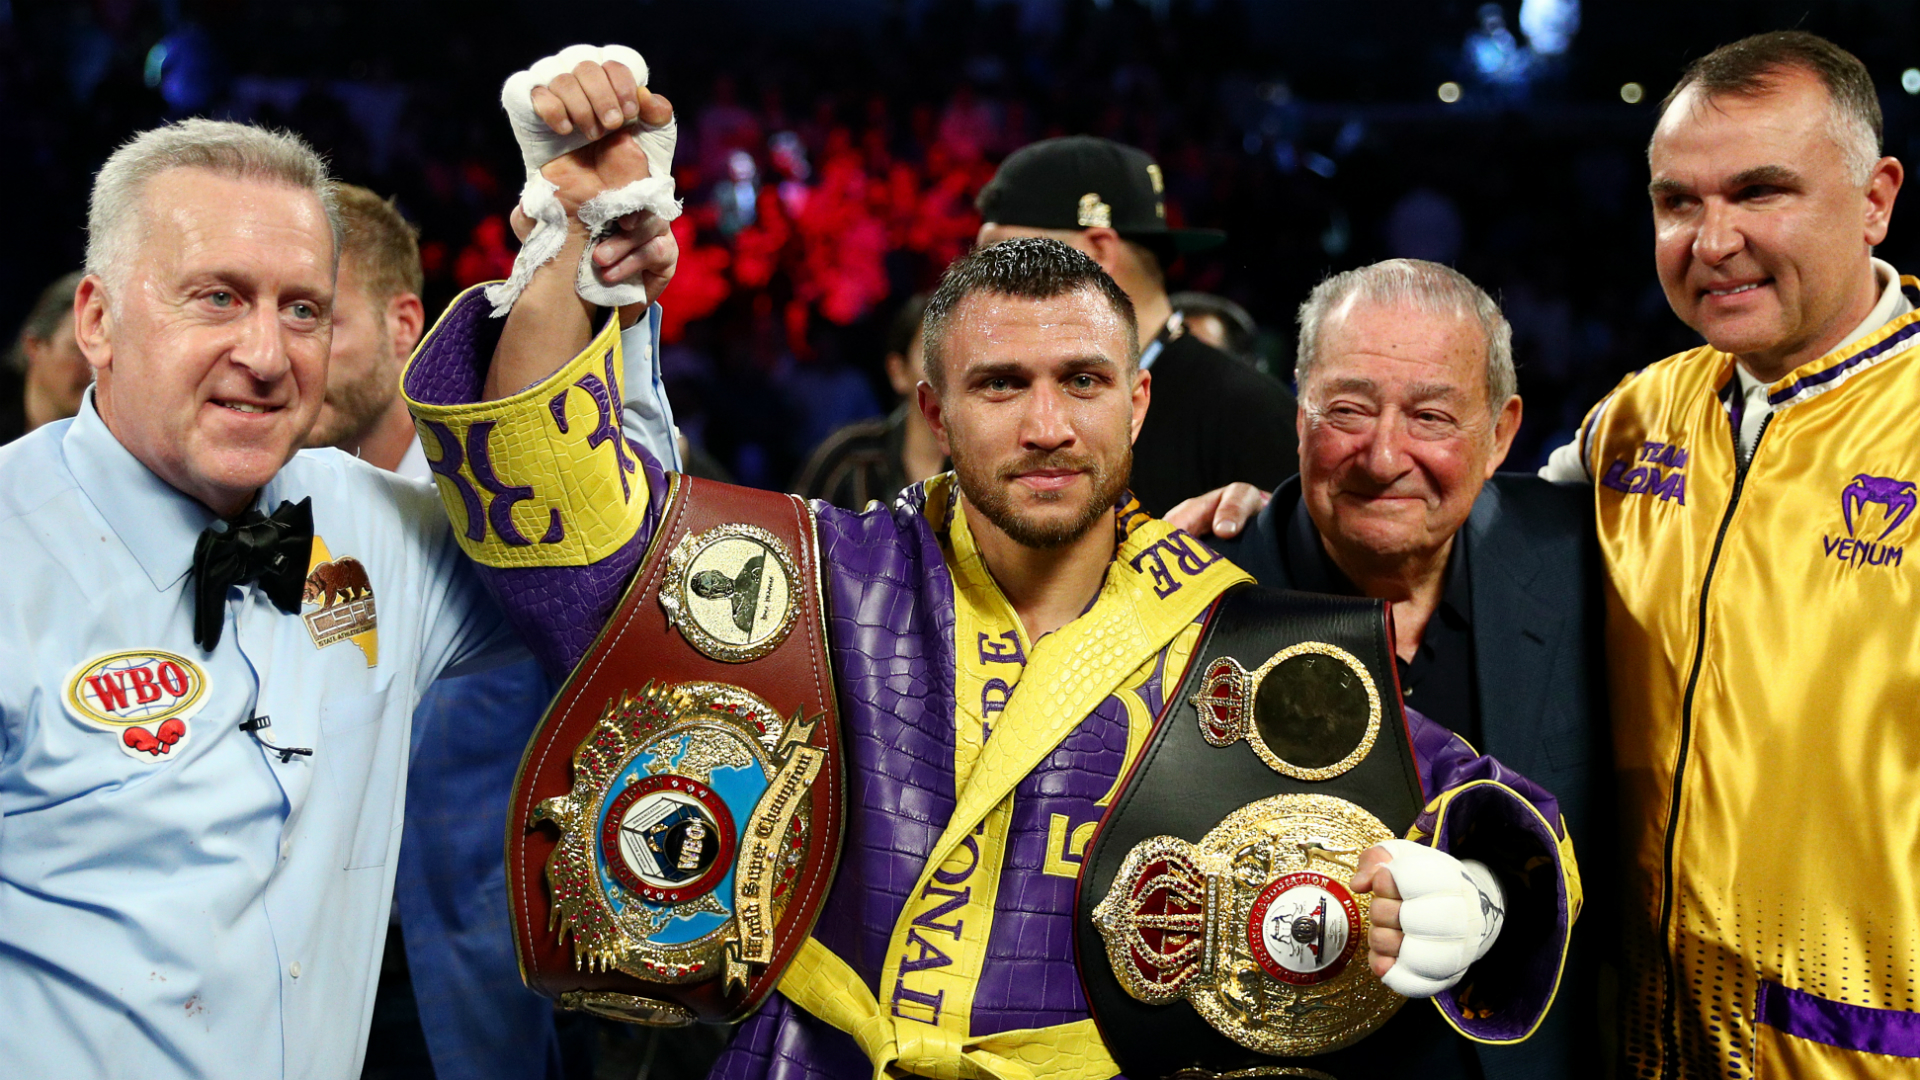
[301,536,378,665]
[64,649,211,760]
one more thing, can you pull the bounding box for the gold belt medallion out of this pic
[533,681,822,989]
[1093,792,1405,1056]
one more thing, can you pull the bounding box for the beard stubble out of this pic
[954,443,1132,549]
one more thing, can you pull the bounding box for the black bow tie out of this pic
[191,498,315,650]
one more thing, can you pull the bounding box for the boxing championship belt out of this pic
[1076,585,1422,1077]
[507,475,842,1025]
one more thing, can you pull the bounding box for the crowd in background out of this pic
[9,5,1920,1080]
[15,0,1920,487]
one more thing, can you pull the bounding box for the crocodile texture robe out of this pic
[402,291,1576,1080]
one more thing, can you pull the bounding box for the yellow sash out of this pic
[780,476,1249,1080]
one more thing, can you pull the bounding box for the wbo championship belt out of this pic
[505,475,843,1025]
[1076,585,1423,1078]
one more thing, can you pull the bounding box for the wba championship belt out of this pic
[1076,586,1423,1078]
[507,476,842,1025]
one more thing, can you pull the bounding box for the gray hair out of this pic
[1295,259,1515,405]
[1656,31,1881,187]
[86,118,341,298]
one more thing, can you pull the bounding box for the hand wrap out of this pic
[485,44,681,317]
[1371,838,1505,998]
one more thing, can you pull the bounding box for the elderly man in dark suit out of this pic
[1171,258,1609,1080]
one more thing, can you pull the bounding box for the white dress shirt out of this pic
[0,310,672,1079]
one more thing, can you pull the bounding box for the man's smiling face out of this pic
[923,288,1146,549]
[1648,66,1897,377]
[1298,300,1517,569]
[82,168,334,516]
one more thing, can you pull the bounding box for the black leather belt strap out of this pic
[1074,584,1424,1078]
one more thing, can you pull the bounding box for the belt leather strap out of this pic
[507,475,844,1024]
[1075,584,1423,1077]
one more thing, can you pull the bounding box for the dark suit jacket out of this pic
[1128,331,1298,516]
[1211,473,1612,1080]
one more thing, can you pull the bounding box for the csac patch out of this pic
[301,536,378,666]
[64,650,211,760]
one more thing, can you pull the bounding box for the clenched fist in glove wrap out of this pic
[486,44,681,315]
[1353,838,1506,998]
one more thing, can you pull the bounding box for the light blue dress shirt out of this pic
[0,310,674,1079]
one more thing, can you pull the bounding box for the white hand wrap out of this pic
[484,43,682,317]
[1372,838,1505,999]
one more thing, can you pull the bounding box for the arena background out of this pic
[3,2,1918,1077]
[6,1,1920,481]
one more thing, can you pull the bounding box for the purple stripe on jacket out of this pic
[1757,981,1920,1059]
[1768,318,1920,406]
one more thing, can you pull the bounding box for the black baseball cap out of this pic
[975,136,1225,253]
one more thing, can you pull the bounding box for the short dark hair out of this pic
[1658,31,1881,184]
[921,237,1138,390]
[334,183,423,305]
[9,271,84,374]
[886,292,930,359]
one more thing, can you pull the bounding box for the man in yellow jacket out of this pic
[1539,30,1920,1079]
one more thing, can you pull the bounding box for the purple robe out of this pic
[405,295,1573,1080]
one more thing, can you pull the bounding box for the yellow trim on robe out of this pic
[403,291,647,569]
[1409,779,1577,1046]
[783,937,1125,1080]
[779,475,1249,1079]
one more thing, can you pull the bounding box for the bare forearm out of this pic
[485,225,599,400]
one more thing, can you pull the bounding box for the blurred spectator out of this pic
[1169,290,1260,368]
[793,293,947,508]
[936,81,1002,162]
[714,149,759,239]
[8,271,88,440]
[975,136,1300,513]
[696,74,763,181]
[304,185,590,1080]
[453,215,517,290]
[307,185,424,472]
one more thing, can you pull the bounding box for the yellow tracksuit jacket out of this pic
[1581,278,1920,1078]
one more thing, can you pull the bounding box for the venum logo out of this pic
[1822,473,1915,570]
[1600,440,1688,505]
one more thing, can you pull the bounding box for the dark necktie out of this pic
[191,497,315,650]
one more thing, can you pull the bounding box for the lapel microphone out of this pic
[240,714,313,763]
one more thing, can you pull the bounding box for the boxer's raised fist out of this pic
[528,57,642,145]
[501,45,671,173]
[487,45,682,315]
[535,117,659,221]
